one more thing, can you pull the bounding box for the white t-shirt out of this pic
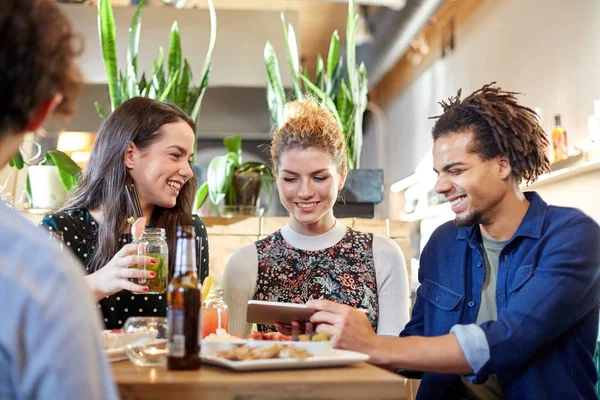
[222,220,410,337]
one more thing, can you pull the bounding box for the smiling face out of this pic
[433,130,512,227]
[277,147,346,235]
[125,120,195,209]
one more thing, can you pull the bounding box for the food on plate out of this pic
[215,344,312,361]
[247,331,292,341]
[203,329,239,342]
[296,332,332,342]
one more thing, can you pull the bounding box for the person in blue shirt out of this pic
[0,1,119,399]
[307,83,600,399]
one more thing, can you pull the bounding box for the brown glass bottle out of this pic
[167,225,202,370]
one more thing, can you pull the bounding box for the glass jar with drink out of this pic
[135,228,168,293]
[202,289,228,338]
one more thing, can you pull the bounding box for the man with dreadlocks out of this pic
[308,83,600,399]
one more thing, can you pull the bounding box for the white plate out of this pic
[201,340,333,357]
[201,349,369,371]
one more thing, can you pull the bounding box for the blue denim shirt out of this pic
[401,192,600,400]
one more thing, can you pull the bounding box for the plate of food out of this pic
[201,342,369,371]
[201,330,368,371]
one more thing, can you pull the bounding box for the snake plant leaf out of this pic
[95,102,109,120]
[326,30,340,81]
[352,63,369,169]
[167,21,182,100]
[176,59,192,110]
[264,41,286,128]
[125,0,145,99]
[299,74,343,129]
[315,54,325,91]
[158,69,179,102]
[97,0,121,111]
[190,0,217,127]
[280,13,302,100]
[45,150,82,192]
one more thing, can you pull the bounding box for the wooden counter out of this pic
[112,360,407,400]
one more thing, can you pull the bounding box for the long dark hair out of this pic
[64,97,197,274]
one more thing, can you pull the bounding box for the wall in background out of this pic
[368,0,600,216]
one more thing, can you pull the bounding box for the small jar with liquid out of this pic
[135,228,168,293]
[201,289,229,338]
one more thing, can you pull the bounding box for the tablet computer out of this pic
[246,300,368,326]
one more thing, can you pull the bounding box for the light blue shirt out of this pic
[0,203,119,400]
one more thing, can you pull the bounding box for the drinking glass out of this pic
[122,317,168,366]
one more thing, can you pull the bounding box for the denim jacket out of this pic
[401,192,600,400]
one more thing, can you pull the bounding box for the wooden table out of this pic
[112,361,407,400]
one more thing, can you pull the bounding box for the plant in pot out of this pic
[264,0,383,217]
[96,0,217,200]
[194,135,274,217]
[9,148,81,211]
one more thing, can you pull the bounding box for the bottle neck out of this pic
[174,237,197,276]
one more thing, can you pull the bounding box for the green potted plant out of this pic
[10,148,81,210]
[194,135,274,217]
[96,0,217,166]
[263,0,382,217]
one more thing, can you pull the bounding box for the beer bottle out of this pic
[167,225,202,370]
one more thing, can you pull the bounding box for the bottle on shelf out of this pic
[167,225,202,370]
[551,114,568,162]
[587,100,600,143]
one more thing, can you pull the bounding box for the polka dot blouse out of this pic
[40,209,209,329]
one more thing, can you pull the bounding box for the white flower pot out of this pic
[28,165,67,210]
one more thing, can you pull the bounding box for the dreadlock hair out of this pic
[430,82,550,184]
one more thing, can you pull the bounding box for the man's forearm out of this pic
[369,334,474,375]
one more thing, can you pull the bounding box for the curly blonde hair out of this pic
[271,99,347,174]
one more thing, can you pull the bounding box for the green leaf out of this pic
[299,74,343,129]
[190,0,217,128]
[264,42,286,128]
[194,182,209,211]
[224,135,242,165]
[326,59,342,99]
[125,0,145,99]
[315,54,325,91]
[176,59,192,110]
[98,0,121,110]
[337,80,353,130]
[45,150,82,192]
[9,151,24,170]
[167,21,182,99]
[281,13,303,100]
[326,30,340,81]
[207,154,235,205]
[95,102,109,120]
[25,175,32,204]
[138,73,148,95]
[158,69,179,101]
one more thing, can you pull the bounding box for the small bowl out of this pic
[124,339,168,366]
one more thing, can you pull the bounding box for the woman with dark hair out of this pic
[41,97,209,329]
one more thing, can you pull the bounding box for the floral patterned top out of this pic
[253,228,378,332]
[40,208,209,329]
